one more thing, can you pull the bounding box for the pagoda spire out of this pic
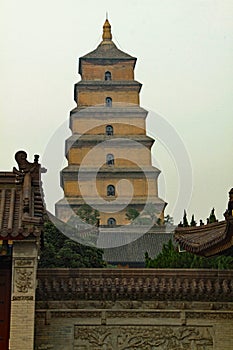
[102,17,112,41]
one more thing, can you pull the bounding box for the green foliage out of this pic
[126,207,140,221]
[39,221,106,268]
[183,210,189,227]
[209,208,217,224]
[125,206,155,226]
[75,204,100,225]
[126,205,174,227]
[190,214,197,227]
[126,207,175,229]
[164,215,174,225]
[145,239,233,269]
[143,203,161,224]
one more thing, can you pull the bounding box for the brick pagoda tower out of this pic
[55,19,165,227]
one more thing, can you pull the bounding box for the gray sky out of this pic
[1,0,232,224]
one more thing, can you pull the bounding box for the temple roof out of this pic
[0,151,46,240]
[174,219,233,257]
[102,227,174,266]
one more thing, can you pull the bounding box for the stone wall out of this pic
[10,241,38,350]
[35,268,233,350]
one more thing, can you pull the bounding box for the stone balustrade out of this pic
[36,268,233,302]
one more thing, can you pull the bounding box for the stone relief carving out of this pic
[36,344,54,350]
[186,311,233,320]
[13,295,33,301]
[51,311,101,319]
[74,325,213,350]
[15,258,33,267]
[36,299,233,312]
[15,268,33,293]
[108,311,180,319]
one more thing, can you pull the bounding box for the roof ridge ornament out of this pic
[102,18,112,41]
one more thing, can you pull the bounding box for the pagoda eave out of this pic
[65,135,155,151]
[70,105,148,117]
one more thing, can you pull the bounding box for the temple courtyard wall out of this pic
[35,268,233,350]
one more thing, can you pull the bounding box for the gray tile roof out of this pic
[81,41,135,60]
[102,227,175,265]
[175,219,233,256]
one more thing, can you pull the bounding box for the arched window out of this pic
[106,97,112,107]
[106,125,113,136]
[108,217,116,226]
[106,153,114,165]
[105,71,111,81]
[107,185,115,196]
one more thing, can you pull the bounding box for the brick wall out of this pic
[71,120,146,135]
[81,61,135,81]
[77,90,139,107]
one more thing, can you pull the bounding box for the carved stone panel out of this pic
[15,258,34,267]
[74,325,213,350]
[14,268,34,293]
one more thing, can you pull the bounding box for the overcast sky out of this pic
[1,0,232,224]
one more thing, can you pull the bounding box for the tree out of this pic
[75,204,100,225]
[164,215,174,225]
[126,207,140,221]
[209,208,217,224]
[190,214,197,227]
[39,220,106,268]
[183,210,189,227]
[145,239,233,269]
[143,203,161,225]
[126,207,174,227]
[125,206,154,226]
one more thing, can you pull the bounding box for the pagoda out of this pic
[55,19,165,227]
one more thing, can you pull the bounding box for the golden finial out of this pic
[102,17,112,41]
